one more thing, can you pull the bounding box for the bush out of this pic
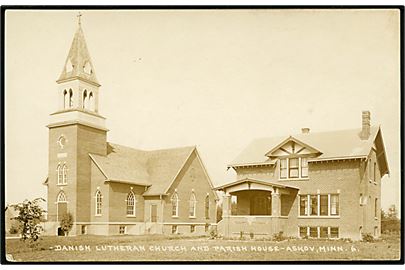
[362,233,374,242]
[272,231,286,242]
[9,225,20,234]
[209,227,218,239]
[249,232,254,240]
[60,213,74,236]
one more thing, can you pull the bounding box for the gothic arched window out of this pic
[57,191,67,202]
[126,191,136,216]
[57,165,63,185]
[189,192,197,218]
[95,190,102,216]
[171,192,179,217]
[62,164,67,185]
[205,194,210,219]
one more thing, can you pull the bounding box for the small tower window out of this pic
[95,190,102,216]
[57,191,67,202]
[63,90,68,109]
[82,90,88,109]
[89,92,94,111]
[69,89,73,108]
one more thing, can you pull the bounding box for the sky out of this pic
[5,9,401,212]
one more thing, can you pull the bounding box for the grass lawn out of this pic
[5,234,401,262]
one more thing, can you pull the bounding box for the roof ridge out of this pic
[107,142,195,153]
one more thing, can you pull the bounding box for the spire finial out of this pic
[77,12,82,26]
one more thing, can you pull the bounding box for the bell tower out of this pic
[46,15,108,235]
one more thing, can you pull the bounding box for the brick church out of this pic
[43,19,218,236]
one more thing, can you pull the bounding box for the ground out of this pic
[5,234,401,262]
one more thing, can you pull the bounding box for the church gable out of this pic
[265,136,322,158]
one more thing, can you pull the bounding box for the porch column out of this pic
[272,188,281,217]
[222,194,232,217]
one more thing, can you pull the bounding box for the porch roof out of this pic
[214,177,299,191]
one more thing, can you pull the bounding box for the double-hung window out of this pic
[280,157,309,179]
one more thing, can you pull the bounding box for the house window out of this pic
[171,225,178,234]
[81,225,87,235]
[320,227,328,238]
[309,227,318,238]
[280,159,287,179]
[309,195,318,216]
[57,165,63,185]
[119,225,126,235]
[205,195,210,219]
[189,193,197,218]
[190,225,195,233]
[360,193,363,205]
[126,191,136,216]
[171,192,179,217]
[330,194,339,216]
[289,158,299,178]
[299,195,308,216]
[374,198,378,218]
[320,195,328,216]
[374,226,378,237]
[301,158,309,178]
[205,224,209,232]
[95,190,102,216]
[330,227,339,238]
[299,227,307,238]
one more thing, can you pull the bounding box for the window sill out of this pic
[172,215,179,218]
[57,184,67,186]
[189,216,196,219]
[126,215,136,218]
[279,177,309,181]
[95,214,102,217]
[299,216,340,219]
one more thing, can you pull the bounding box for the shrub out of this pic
[362,233,374,242]
[249,232,254,240]
[9,225,20,234]
[209,228,218,239]
[272,231,286,242]
[12,198,46,246]
[60,213,74,236]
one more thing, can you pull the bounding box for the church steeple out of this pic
[57,13,100,87]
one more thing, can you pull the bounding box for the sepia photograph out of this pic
[2,7,403,263]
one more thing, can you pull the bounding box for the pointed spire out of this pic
[57,14,100,86]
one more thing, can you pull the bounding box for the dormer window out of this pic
[279,157,309,179]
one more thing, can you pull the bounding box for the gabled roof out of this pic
[57,21,100,86]
[265,136,322,157]
[215,177,299,191]
[230,126,389,176]
[89,143,196,195]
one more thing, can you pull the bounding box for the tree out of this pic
[381,205,400,234]
[12,198,46,244]
[60,212,74,236]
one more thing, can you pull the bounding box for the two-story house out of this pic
[216,111,389,240]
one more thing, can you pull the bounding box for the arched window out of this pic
[89,92,94,111]
[171,192,179,217]
[62,164,67,184]
[205,194,210,219]
[57,191,67,202]
[95,190,102,216]
[63,90,68,109]
[69,89,73,108]
[189,192,197,218]
[82,90,88,109]
[126,191,136,216]
[57,165,63,185]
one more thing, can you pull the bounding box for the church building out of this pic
[216,111,389,240]
[43,19,218,236]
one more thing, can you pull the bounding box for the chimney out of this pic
[360,111,371,140]
[301,128,310,134]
